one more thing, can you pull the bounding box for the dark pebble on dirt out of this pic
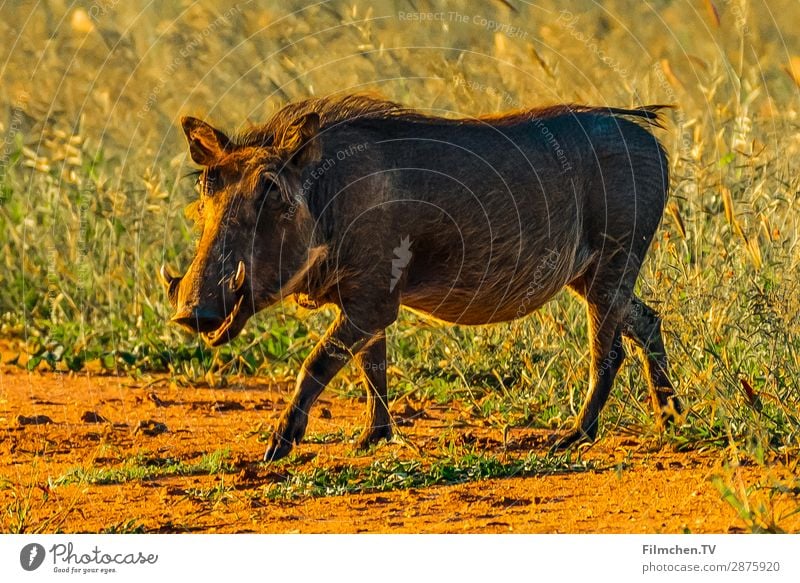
[17,414,53,426]
[81,411,108,423]
[148,392,170,407]
[134,419,169,436]
[211,401,245,412]
[237,464,260,481]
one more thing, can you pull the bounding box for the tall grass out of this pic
[0,0,798,460]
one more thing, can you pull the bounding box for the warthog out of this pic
[161,94,682,462]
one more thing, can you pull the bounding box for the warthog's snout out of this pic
[160,261,250,347]
[170,306,225,334]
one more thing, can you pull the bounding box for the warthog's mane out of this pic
[235,93,670,148]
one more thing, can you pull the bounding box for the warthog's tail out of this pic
[553,103,675,130]
[603,104,675,129]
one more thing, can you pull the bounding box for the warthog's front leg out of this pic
[263,315,373,462]
[354,333,393,450]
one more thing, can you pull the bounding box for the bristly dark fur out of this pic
[236,94,408,148]
[235,93,671,148]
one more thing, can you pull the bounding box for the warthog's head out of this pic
[161,113,322,346]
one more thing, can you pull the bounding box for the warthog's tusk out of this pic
[233,260,246,292]
[159,264,175,289]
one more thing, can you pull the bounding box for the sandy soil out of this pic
[1,366,797,534]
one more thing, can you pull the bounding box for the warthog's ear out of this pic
[181,116,230,166]
[280,112,322,167]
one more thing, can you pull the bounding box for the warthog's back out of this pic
[304,104,669,325]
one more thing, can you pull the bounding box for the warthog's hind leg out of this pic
[554,279,629,450]
[622,295,683,427]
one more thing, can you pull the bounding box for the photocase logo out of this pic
[20,543,46,571]
[390,235,413,292]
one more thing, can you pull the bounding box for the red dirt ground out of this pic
[1,366,798,533]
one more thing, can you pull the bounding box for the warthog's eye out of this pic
[184,169,203,196]
[256,175,283,209]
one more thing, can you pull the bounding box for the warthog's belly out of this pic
[401,290,553,325]
[399,245,580,326]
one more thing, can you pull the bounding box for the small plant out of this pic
[2,488,34,534]
[263,451,596,500]
[101,519,147,534]
[185,479,235,507]
[53,449,235,486]
[712,465,800,533]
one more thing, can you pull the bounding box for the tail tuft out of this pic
[613,104,675,129]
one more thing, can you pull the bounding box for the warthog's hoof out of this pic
[354,423,393,452]
[660,395,684,427]
[548,426,596,453]
[263,434,294,463]
[263,407,309,463]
